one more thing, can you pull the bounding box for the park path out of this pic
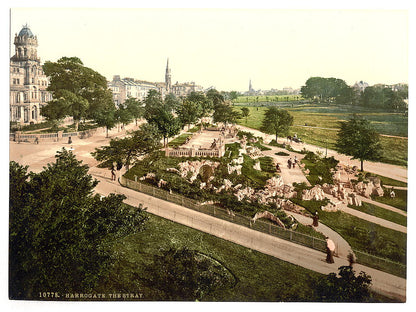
[237,125,408,183]
[283,211,353,259]
[89,170,406,302]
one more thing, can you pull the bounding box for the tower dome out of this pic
[18,25,35,38]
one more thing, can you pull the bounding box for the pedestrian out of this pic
[294,156,298,166]
[68,136,72,144]
[34,137,39,144]
[326,237,335,263]
[276,163,280,172]
[111,167,116,181]
[312,211,319,227]
[288,158,292,169]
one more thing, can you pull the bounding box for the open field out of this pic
[234,95,302,103]
[234,103,408,167]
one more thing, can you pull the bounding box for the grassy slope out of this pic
[107,212,323,301]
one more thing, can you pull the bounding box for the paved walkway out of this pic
[90,172,406,301]
[284,211,353,259]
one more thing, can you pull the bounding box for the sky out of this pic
[8,6,409,92]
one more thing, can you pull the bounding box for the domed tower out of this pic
[12,24,39,62]
[10,25,51,124]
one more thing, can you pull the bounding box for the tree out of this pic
[125,97,143,126]
[143,90,181,146]
[335,115,382,171]
[9,150,148,299]
[260,107,293,141]
[313,266,372,302]
[177,99,202,130]
[301,77,353,104]
[212,102,241,126]
[186,91,213,117]
[141,247,232,301]
[229,91,240,101]
[92,123,162,171]
[240,107,250,124]
[115,101,134,131]
[89,89,117,137]
[42,57,110,131]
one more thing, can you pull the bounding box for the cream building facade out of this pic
[10,25,52,124]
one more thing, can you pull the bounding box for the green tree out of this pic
[240,107,250,124]
[335,115,382,171]
[42,57,110,131]
[125,97,143,126]
[142,247,232,301]
[115,101,134,131]
[92,123,162,171]
[313,266,372,302]
[212,102,241,126]
[186,91,213,117]
[89,89,117,137]
[229,91,240,101]
[260,107,294,141]
[143,90,181,146]
[301,77,352,104]
[9,150,148,299]
[177,99,202,130]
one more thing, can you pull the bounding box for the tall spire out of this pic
[165,58,171,92]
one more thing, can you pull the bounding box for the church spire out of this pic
[165,58,171,92]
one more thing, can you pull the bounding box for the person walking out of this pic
[111,167,116,181]
[288,158,292,169]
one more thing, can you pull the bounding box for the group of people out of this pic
[287,156,298,169]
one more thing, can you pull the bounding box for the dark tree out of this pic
[240,107,250,124]
[260,107,293,141]
[313,266,372,302]
[141,247,232,301]
[9,150,148,299]
[335,115,382,171]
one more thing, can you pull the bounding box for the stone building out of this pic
[108,75,159,105]
[108,58,203,105]
[10,25,51,124]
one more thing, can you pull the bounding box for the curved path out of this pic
[284,211,353,259]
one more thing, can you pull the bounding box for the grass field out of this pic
[234,103,408,167]
[105,211,324,301]
[348,202,407,226]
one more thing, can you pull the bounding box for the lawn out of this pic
[233,104,408,167]
[372,188,407,212]
[348,202,407,226]
[103,211,325,301]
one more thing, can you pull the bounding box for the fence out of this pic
[10,128,98,143]
[120,176,327,253]
[354,250,406,278]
